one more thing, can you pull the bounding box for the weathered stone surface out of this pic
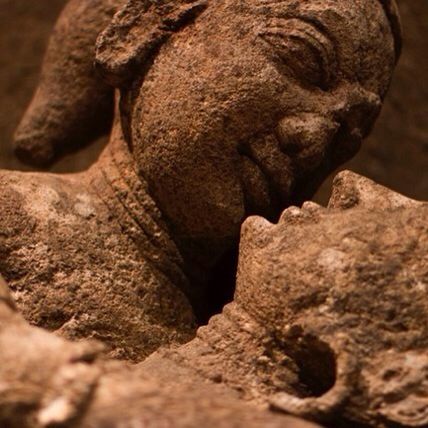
[1,129,196,361]
[0,0,66,171]
[314,0,428,204]
[99,0,399,262]
[0,274,320,428]
[0,172,426,428]
[0,0,401,362]
[13,0,120,167]
[236,171,428,426]
[3,0,426,200]
[0,2,426,425]
[346,0,428,200]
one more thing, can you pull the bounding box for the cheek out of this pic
[138,135,245,242]
[129,41,291,240]
[130,63,248,241]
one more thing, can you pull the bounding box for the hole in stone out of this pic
[286,334,337,397]
[40,309,72,331]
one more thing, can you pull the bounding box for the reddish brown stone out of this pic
[1,0,401,360]
[0,171,426,428]
[13,0,121,167]
[237,172,428,427]
[0,2,414,426]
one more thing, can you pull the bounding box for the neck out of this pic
[89,129,232,320]
[88,132,223,318]
[89,135,193,299]
[163,302,302,404]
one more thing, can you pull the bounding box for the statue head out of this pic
[95,0,401,269]
[235,171,428,426]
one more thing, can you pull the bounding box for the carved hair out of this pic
[95,0,402,87]
[95,0,208,87]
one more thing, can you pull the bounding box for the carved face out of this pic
[97,0,398,267]
[236,171,428,427]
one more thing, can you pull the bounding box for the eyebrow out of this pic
[250,0,338,47]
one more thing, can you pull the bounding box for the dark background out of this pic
[0,0,427,202]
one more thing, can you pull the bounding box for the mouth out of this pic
[237,124,331,223]
[237,131,295,218]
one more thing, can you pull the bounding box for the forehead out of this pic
[245,0,382,28]
[233,0,395,94]
[245,205,427,271]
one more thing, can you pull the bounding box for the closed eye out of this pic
[258,18,337,90]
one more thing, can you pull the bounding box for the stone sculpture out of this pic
[239,171,428,427]
[13,0,122,166]
[0,0,401,362]
[0,274,320,428]
[0,172,426,428]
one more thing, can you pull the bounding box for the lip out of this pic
[238,148,281,212]
[238,132,294,213]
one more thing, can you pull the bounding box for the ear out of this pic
[95,0,208,88]
[270,333,358,424]
[328,171,422,211]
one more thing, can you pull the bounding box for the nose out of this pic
[275,113,340,175]
[329,87,382,165]
[333,87,382,137]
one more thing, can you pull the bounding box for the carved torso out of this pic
[0,134,195,360]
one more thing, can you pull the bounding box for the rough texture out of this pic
[236,171,428,427]
[13,0,121,166]
[2,0,426,200]
[1,123,196,361]
[0,0,400,360]
[136,173,427,428]
[0,172,426,427]
[97,0,399,271]
[0,275,321,428]
[0,2,425,426]
[344,0,428,201]
[0,0,66,171]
